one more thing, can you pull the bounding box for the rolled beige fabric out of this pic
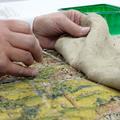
[55,13,120,90]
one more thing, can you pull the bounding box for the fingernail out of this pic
[32,69,38,76]
[81,27,90,34]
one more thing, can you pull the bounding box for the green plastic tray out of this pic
[60,4,120,35]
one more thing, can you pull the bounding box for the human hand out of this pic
[0,20,42,77]
[33,10,90,49]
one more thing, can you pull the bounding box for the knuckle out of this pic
[65,10,81,16]
[18,21,31,33]
[7,20,31,33]
[55,14,64,21]
[6,20,17,25]
[7,20,24,25]
[67,10,79,13]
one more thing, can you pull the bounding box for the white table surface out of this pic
[0,0,120,20]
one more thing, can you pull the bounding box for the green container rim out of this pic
[59,4,120,13]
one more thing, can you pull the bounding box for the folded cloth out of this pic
[55,13,120,90]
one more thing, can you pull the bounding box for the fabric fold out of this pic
[55,13,120,90]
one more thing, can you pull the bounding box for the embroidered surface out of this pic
[0,51,119,120]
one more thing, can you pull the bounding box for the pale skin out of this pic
[0,10,90,77]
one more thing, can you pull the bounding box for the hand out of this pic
[0,20,42,77]
[33,10,90,49]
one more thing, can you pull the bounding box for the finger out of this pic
[62,10,86,25]
[35,35,56,49]
[8,32,43,62]
[59,15,90,37]
[7,47,34,66]
[7,63,38,77]
[6,20,32,34]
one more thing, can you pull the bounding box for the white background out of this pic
[0,0,120,20]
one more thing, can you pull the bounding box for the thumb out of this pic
[60,17,90,37]
[7,63,38,77]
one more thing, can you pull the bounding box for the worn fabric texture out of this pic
[55,13,120,90]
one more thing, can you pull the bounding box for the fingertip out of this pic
[80,27,90,36]
[61,17,90,37]
[33,37,43,63]
[31,68,39,76]
[22,67,39,77]
[8,63,39,77]
[22,68,39,77]
[35,51,43,63]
